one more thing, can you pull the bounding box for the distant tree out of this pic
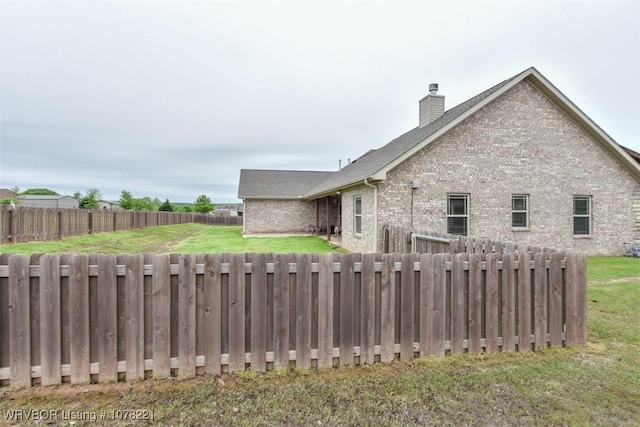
[178,205,193,213]
[76,188,102,209]
[158,199,174,212]
[23,188,59,195]
[119,190,135,210]
[193,195,214,214]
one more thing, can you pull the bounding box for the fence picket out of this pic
[250,254,267,371]
[533,252,548,351]
[9,255,31,388]
[485,253,499,353]
[228,253,246,372]
[450,253,465,354]
[468,253,483,354]
[97,255,117,382]
[549,252,564,347]
[39,255,61,385]
[152,255,171,377]
[380,253,395,362]
[339,253,355,366]
[68,254,90,383]
[178,254,197,377]
[517,252,532,351]
[360,253,376,365]
[418,253,433,356]
[502,253,516,352]
[400,253,415,360]
[124,254,144,380]
[317,254,334,368]
[565,254,587,346]
[295,254,312,369]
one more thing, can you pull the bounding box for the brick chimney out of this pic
[418,83,444,128]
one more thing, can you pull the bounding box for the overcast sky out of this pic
[1,1,638,203]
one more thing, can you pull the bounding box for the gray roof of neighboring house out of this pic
[21,195,75,200]
[238,169,335,199]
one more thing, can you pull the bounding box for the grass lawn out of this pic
[0,233,638,425]
[0,224,348,255]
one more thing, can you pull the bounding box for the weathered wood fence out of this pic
[0,207,242,244]
[0,251,586,387]
[383,225,557,255]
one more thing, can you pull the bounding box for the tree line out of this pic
[1,187,215,214]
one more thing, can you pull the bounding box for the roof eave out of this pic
[306,177,385,199]
[525,69,640,182]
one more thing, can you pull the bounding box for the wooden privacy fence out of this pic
[0,251,586,387]
[0,206,242,244]
[383,225,557,255]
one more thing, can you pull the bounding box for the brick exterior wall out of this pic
[243,199,317,234]
[375,80,640,255]
[243,198,340,235]
[340,186,376,253]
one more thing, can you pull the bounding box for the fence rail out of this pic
[383,225,556,254]
[0,206,242,244]
[0,251,586,387]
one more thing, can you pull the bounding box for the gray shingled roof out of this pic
[303,73,518,197]
[238,169,335,199]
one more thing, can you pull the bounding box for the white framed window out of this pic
[512,194,529,229]
[447,194,469,235]
[354,196,362,235]
[573,195,591,235]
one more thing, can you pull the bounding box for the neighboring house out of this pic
[238,67,640,254]
[18,195,80,209]
[98,200,121,210]
[214,203,244,217]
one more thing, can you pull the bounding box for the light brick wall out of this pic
[377,80,640,254]
[340,186,377,253]
[243,199,317,234]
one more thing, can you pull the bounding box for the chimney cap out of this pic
[429,83,439,95]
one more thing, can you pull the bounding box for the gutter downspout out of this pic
[363,178,378,252]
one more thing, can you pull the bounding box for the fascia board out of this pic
[526,69,640,182]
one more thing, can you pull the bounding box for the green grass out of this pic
[587,255,640,282]
[0,224,348,255]
[0,238,638,425]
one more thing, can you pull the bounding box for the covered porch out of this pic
[310,194,341,243]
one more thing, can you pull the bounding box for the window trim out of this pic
[511,194,529,230]
[354,195,362,235]
[446,193,469,236]
[573,195,592,236]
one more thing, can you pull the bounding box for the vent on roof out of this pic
[419,83,445,128]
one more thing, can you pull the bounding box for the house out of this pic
[18,195,80,209]
[238,67,640,254]
[98,200,121,210]
[213,203,244,217]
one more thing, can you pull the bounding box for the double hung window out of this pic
[573,196,591,235]
[447,194,469,235]
[354,196,362,234]
[512,194,529,229]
